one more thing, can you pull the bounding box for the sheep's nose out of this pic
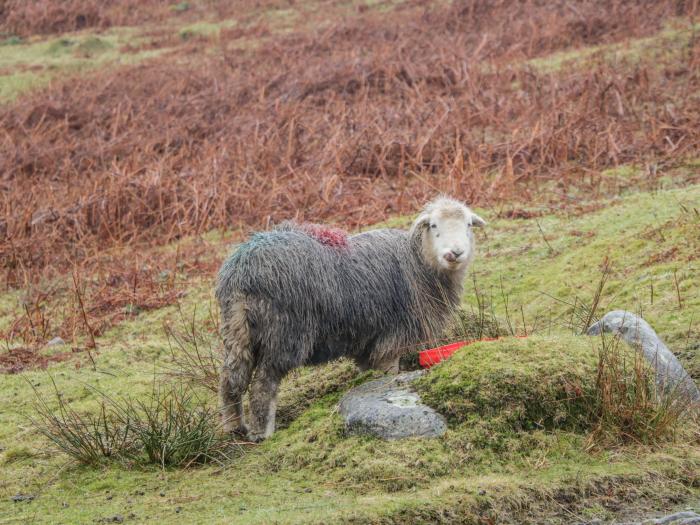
[443,250,462,262]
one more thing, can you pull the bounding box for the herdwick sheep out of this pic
[215,197,486,441]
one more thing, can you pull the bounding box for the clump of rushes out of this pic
[30,379,234,468]
[31,378,138,465]
[587,333,696,449]
[117,384,229,469]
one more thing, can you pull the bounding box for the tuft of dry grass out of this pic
[164,302,221,394]
[30,377,235,468]
[587,333,697,449]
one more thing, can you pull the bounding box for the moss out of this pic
[417,336,599,433]
[2,446,37,464]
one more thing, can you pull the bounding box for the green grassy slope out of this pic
[0,0,407,102]
[469,180,700,372]
[1,182,698,524]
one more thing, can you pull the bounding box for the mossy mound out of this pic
[416,336,599,434]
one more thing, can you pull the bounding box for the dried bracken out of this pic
[0,0,243,37]
[0,346,75,374]
[1,0,699,367]
[2,237,220,352]
[2,0,697,288]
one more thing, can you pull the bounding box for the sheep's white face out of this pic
[413,200,486,273]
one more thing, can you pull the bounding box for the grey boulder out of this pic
[338,370,446,440]
[575,510,700,525]
[587,310,700,404]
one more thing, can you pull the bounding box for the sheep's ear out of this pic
[410,213,431,237]
[414,213,431,229]
[470,213,487,228]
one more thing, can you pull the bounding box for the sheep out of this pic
[215,196,486,441]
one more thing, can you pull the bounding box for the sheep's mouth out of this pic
[440,258,465,271]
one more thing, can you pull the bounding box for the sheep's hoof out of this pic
[246,431,267,443]
[227,424,249,441]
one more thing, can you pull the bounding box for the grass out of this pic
[31,379,139,466]
[0,0,413,103]
[1,181,699,523]
[588,333,693,448]
[1,5,700,521]
[416,336,599,434]
[0,29,166,101]
[31,378,232,468]
[466,182,700,364]
[177,19,237,40]
[528,19,700,72]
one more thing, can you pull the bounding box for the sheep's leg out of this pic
[376,356,400,373]
[354,354,372,371]
[247,366,282,442]
[219,359,253,437]
[219,302,254,437]
[370,337,401,374]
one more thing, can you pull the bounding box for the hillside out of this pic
[1,1,699,523]
[1,181,698,524]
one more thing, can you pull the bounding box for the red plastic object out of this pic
[419,337,520,368]
[419,341,468,368]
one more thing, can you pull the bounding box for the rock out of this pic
[575,509,700,525]
[47,337,66,347]
[642,511,700,524]
[587,311,700,404]
[338,371,446,439]
[11,493,34,503]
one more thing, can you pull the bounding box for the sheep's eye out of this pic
[430,224,437,229]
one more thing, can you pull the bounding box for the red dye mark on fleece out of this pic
[298,223,349,249]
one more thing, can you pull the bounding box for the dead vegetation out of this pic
[1,0,699,363]
[2,236,219,353]
[0,0,242,37]
[2,0,698,286]
[0,346,75,373]
[588,332,696,448]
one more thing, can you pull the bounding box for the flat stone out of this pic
[47,337,66,347]
[576,509,700,525]
[11,493,34,503]
[338,370,446,440]
[587,311,700,404]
